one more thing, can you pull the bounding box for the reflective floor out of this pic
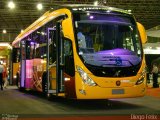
[0,86,159,120]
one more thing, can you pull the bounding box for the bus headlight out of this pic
[76,66,97,86]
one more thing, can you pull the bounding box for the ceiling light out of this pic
[37,3,43,10]
[8,1,15,9]
[3,29,7,34]
[128,9,132,13]
[103,0,107,4]
[94,1,98,6]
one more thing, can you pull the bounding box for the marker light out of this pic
[21,29,24,33]
[136,68,146,85]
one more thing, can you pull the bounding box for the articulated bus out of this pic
[12,4,147,99]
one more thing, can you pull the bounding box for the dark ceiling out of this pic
[0,0,159,42]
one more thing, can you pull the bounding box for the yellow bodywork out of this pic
[12,6,147,99]
[74,58,146,99]
[62,12,147,99]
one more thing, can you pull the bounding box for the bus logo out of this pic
[116,80,121,86]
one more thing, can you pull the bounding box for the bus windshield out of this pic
[73,12,143,77]
[74,12,142,66]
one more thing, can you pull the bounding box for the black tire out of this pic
[16,72,20,88]
[42,72,47,93]
[42,72,53,100]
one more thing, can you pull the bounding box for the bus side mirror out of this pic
[137,22,147,44]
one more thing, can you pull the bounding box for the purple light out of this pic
[30,42,34,45]
[21,60,25,87]
[89,16,94,19]
[26,60,33,88]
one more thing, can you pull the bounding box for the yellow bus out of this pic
[12,4,147,99]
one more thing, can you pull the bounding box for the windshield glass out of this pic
[74,12,142,69]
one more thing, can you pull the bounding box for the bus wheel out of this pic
[42,72,47,93]
[16,72,20,88]
[42,72,51,100]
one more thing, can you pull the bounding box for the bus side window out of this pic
[64,38,75,77]
[49,29,56,65]
[64,39,72,56]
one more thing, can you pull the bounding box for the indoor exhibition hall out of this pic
[0,0,159,120]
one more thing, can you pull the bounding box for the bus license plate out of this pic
[112,89,124,94]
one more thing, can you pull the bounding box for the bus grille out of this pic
[85,63,141,77]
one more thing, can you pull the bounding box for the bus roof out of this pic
[52,4,130,14]
[12,4,131,46]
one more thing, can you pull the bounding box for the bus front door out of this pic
[56,22,65,94]
[47,28,57,95]
[47,25,64,96]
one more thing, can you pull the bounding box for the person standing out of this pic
[0,62,4,90]
[3,64,8,89]
[151,63,159,88]
[77,32,86,48]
